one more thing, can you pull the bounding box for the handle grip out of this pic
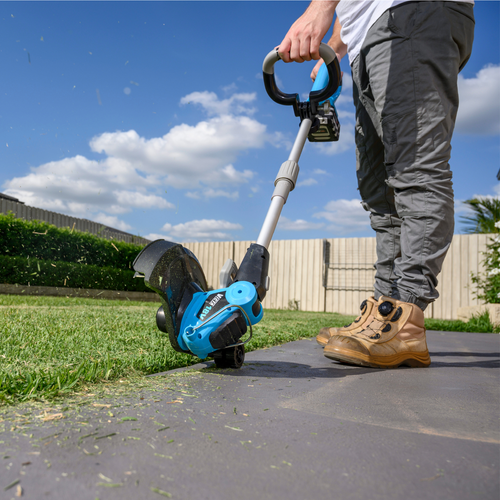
[262,43,341,108]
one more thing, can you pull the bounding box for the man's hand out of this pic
[278,0,338,63]
[310,58,344,86]
[310,17,347,81]
[311,59,325,81]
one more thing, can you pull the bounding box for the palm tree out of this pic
[461,197,500,234]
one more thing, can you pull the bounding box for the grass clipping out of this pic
[0,295,352,403]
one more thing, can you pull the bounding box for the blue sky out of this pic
[1,1,499,242]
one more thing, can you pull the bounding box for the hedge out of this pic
[0,213,147,270]
[0,255,151,292]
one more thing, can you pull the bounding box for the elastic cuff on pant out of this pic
[391,289,429,311]
[374,286,393,302]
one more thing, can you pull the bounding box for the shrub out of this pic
[0,212,146,270]
[0,255,151,292]
[471,229,500,304]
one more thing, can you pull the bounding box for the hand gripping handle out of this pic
[262,43,341,108]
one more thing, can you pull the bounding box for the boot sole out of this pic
[324,346,431,369]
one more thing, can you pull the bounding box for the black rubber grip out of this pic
[262,43,340,108]
[263,72,299,107]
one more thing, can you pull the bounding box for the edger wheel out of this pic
[213,345,245,369]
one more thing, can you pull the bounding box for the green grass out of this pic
[425,312,498,334]
[0,295,353,403]
[1,294,496,404]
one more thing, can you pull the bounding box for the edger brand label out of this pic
[197,293,228,321]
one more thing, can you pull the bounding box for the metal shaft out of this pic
[256,118,312,249]
[288,118,312,163]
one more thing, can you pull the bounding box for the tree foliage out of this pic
[461,197,500,234]
[471,232,500,304]
[461,198,500,303]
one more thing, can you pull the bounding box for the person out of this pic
[278,0,475,369]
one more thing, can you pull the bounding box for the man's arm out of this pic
[278,0,339,63]
[311,16,347,81]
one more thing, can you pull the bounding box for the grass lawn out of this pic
[1,294,495,404]
[0,295,354,403]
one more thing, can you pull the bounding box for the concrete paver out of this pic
[1,331,499,500]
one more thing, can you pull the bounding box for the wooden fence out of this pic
[184,233,490,320]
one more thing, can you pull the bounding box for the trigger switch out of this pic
[252,300,261,317]
[265,276,270,291]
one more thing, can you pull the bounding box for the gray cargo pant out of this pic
[351,1,474,310]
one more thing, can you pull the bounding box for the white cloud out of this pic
[454,198,471,216]
[341,72,353,91]
[93,213,132,231]
[271,131,293,151]
[313,169,328,175]
[159,219,243,242]
[3,154,173,227]
[204,188,239,200]
[456,65,500,135]
[456,184,500,221]
[186,188,239,201]
[336,109,356,121]
[180,91,256,116]
[218,164,254,184]
[2,91,271,233]
[334,72,354,109]
[222,83,238,93]
[278,216,324,231]
[297,178,318,187]
[458,183,500,202]
[89,117,263,189]
[143,233,173,242]
[113,191,174,210]
[313,198,370,234]
[470,184,500,201]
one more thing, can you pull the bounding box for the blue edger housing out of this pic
[179,281,263,359]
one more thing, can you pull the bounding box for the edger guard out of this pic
[133,240,209,354]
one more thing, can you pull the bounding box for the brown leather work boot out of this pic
[316,296,377,347]
[323,296,431,368]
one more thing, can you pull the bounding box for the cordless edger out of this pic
[133,43,342,369]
